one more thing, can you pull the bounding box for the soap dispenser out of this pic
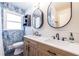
[69,32,74,43]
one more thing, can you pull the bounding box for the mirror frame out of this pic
[47,2,72,29]
[32,8,43,29]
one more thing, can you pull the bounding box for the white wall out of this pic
[0,6,4,56]
[25,2,79,43]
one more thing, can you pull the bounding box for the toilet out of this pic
[8,41,24,55]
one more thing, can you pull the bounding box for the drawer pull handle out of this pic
[47,50,56,56]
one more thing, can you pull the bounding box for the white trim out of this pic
[3,8,23,30]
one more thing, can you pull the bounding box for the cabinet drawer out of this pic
[38,42,76,56]
[38,42,57,56]
[53,47,76,56]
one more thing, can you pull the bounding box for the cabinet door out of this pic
[24,40,29,56]
[28,40,38,56]
[28,44,36,56]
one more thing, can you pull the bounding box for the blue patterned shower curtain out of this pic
[3,30,24,56]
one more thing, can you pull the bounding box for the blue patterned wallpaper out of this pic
[3,30,24,55]
[0,2,26,14]
[0,2,26,55]
[3,30,24,45]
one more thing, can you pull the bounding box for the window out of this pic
[6,10,22,30]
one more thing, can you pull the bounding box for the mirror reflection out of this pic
[32,8,43,29]
[47,2,72,28]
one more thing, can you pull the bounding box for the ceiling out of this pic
[8,0,52,11]
[9,2,71,12]
[9,2,33,10]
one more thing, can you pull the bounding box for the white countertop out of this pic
[24,35,79,55]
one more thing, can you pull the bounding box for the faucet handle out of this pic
[51,36,55,39]
[62,37,67,41]
[70,32,73,36]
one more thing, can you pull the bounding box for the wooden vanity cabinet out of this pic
[24,38,76,56]
[24,38,38,56]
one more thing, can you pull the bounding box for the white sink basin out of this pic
[44,39,79,49]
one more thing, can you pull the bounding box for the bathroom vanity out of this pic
[23,35,79,56]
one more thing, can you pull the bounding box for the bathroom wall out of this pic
[25,2,79,43]
[0,5,4,56]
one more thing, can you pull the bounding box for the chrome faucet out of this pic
[33,31,41,36]
[56,33,60,40]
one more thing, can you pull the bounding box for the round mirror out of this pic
[47,2,72,28]
[32,8,43,29]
